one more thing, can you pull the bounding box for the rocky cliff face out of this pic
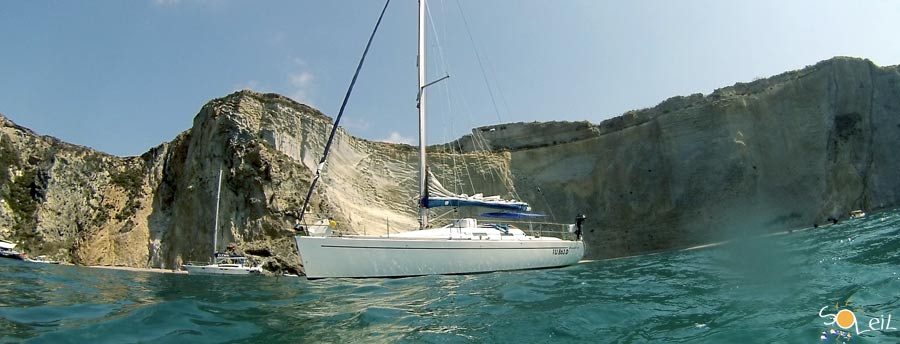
[458,57,900,257]
[0,91,515,272]
[1,57,899,272]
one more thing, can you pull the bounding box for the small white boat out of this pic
[850,210,865,219]
[0,239,15,251]
[182,169,262,275]
[182,254,262,275]
[24,255,60,264]
[0,239,24,260]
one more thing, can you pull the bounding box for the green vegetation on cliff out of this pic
[111,166,144,221]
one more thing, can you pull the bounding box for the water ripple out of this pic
[3,209,900,342]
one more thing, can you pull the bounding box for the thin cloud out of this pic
[152,0,181,6]
[284,58,316,106]
[341,117,371,131]
[380,131,415,145]
[152,0,222,7]
[288,71,314,105]
[269,32,287,46]
[233,80,260,92]
[232,58,318,106]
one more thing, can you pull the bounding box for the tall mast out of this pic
[213,168,223,257]
[417,0,428,229]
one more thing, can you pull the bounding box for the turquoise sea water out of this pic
[3,210,900,343]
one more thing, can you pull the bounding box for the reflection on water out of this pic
[2,210,900,343]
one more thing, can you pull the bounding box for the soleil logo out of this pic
[819,302,896,341]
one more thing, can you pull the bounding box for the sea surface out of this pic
[3,210,900,343]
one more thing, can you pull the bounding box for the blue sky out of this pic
[1,0,899,156]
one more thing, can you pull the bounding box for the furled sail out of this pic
[422,169,530,211]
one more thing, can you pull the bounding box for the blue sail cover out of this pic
[423,169,530,211]
[480,212,546,219]
[424,197,530,211]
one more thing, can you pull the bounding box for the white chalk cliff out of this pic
[1,57,898,272]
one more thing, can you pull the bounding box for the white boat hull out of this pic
[182,264,262,275]
[295,235,584,279]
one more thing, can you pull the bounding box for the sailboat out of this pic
[0,239,24,260]
[293,0,585,279]
[182,169,262,275]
